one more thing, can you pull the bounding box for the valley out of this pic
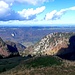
[0,27,75,75]
[0,0,75,74]
[0,26,75,47]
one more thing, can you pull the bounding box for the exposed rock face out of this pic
[57,35,75,60]
[0,37,26,58]
[0,37,10,58]
[5,41,26,53]
[22,32,75,57]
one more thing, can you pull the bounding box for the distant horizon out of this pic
[0,24,75,27]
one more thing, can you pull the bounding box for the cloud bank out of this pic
[0,0,75,23]
[0,1,45,21]
[0,1,23,21]
[18,6,45,20]
[2,0,53,5]
[45,6,75,20]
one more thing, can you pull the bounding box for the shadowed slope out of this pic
[0,37,26,58]
[57,35,75,60]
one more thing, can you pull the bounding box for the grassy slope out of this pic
[1,56,75,75]
[0,56,62,75]
[0,56,27,73]
[24,56,62,68]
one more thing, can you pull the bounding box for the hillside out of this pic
[22,32,75,60]
[0,37,26,58]
[0,56,27,73]
[5,41,26,53]
[0,55,63,75]
[0,37,10,58]
[1,56,75,75]
[1,32,75,75]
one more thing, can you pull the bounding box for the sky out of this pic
[0,0,75,26]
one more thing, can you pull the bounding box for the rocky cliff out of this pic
[22,32,75,57]
[5,41,26,53]
[0,37,26,58]
[0,37,10,58]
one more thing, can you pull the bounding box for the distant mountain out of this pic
[1,27,75,47]
[22,32,75,60]
[0,37,26,58]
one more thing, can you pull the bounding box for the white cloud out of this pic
[45,6,75,20]
[16,0,47,5]
[0,1,24,21]
[18,6,45,20]
[0,0,14,6]
[45,10,57,20]
[2,0,54,5]
[0,1,45,21]
[69,6,75,10]
[0,1,10,17]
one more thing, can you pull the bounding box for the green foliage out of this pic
[25,56,62,68]
[0,56,27,73]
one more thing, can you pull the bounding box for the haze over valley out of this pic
[0,26,75,47]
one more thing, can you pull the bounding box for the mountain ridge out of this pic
[0,37,26,58]
[22,32,75,58]
[1,32,75,74]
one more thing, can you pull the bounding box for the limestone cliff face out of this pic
[22,32,75,56]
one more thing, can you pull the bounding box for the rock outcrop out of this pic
[22,32,75,57]
[0,37,10,58]
[5,41,26,53]
[0,37,26,58]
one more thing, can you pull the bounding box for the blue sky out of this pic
[0,0,75,26]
